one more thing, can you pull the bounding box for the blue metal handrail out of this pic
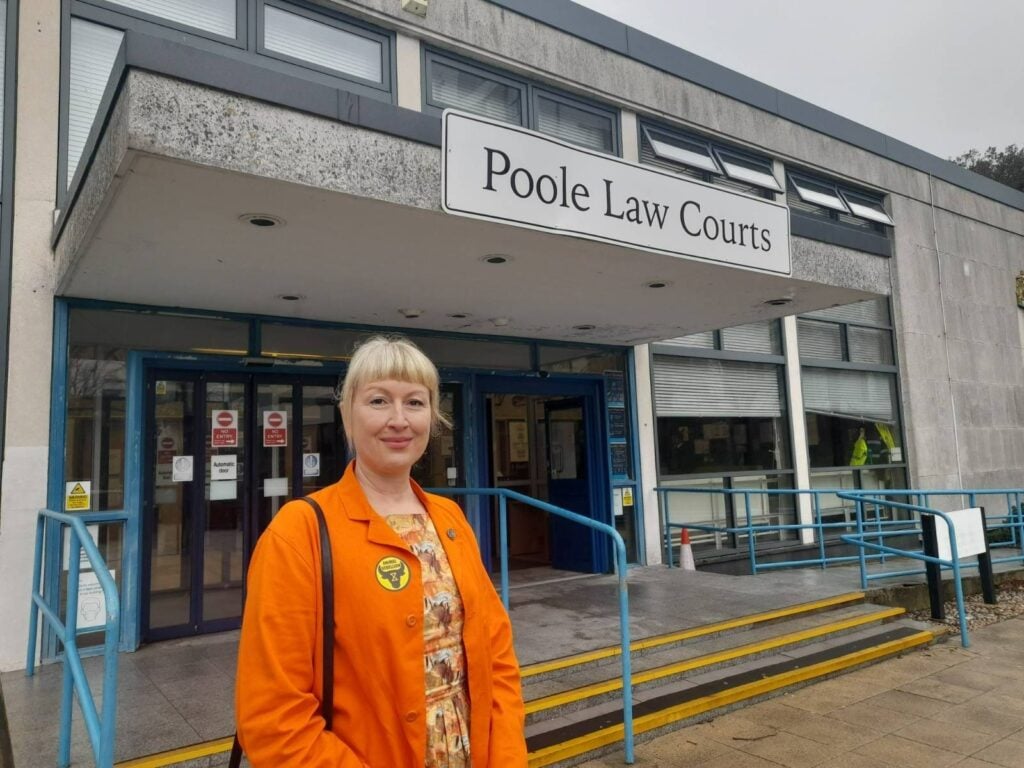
[656,486,1024,576]
[836,493,975,647]
[27,509,125,768]
[428,487,635,765]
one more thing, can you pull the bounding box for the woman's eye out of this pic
[369,397,388,406]
[408,399,427,408]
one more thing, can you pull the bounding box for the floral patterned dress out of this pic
[386,513,471,768]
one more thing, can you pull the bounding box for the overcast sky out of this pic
[573,0,1024,160]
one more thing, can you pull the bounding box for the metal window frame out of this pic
[77,0,246,47]
[256,0,392,93]
[530,85,620,156]
[421,47,528,126]
[787,171,850,214]
[838,187,895,226]
[421,47,621,157]
[713,145,782,192]
[642,124,720,175]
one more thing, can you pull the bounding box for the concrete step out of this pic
[524,619,938,767]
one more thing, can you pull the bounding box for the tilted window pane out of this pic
[654,356,782,418]
[103,0,235,37]
[428,59,522,124]
[264,6,383,83]
[721,321,780,355]
[789,174,849,213]
[68,19,124,189]
[804,298,891,327]
[797,319,842,361]
[535,94,614,153]
[644,128,719,173]
[802,368,896,423]
[848,326,894,365]
[715,148,781,192]
[840,190,894,226]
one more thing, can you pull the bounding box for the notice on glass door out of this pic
[211,410,238,448]
[263,410,288,447]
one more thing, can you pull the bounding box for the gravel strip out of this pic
[909,578,1024,631]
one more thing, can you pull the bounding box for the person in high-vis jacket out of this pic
[236,336,527,767]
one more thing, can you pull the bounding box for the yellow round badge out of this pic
[375,556,411,592]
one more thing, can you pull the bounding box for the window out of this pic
[659,320,782,356]
[799,299,906,482]
[640,122,780,198]
[67,19,125,189]
[95,0,236,38]
[260,2,389,87]
[787,171,894,229]
[423,49,619,155]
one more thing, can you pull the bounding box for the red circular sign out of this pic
[160,437,174,449]
[267,412,283,428]
[216,411,233,427]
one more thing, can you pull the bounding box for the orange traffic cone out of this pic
[679,528,695,571]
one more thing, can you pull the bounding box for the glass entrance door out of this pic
[143,371,345,641]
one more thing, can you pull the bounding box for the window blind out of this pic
[802,368,896,423]
[534,94,613,153]
[104,0,235,37]
[797,319,843,360]
[654,356,782,418]
[658,331,715,349]
[68,19,124,189]
[804,298,890,327]
[429,59,522,124]
[264,6,382,84]
[721,321,779,355]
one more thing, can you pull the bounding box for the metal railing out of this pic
[27,510,125,768]
[429,487,636,764]
[657,486,1024,576]
[837,493,980,647]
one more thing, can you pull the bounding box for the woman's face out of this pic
[348,379,432,477]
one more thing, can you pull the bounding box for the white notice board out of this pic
[931,508,987,561]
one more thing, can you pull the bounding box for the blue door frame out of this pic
[472,374,611,574]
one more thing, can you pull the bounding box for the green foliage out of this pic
[952,144,1024,192]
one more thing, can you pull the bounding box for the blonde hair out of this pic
[339,335,451,445]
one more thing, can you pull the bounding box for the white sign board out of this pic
[931,508,988,561]
[172,455,194,482]
[303,453,321,477]
[211,454,238,480]
[442,110,791,276]
[77,569,115,631]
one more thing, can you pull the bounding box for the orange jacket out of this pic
[236,463,527,767]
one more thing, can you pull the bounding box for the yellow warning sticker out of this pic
[375,556,411,592]
[622,488,634,507]
[65,481,91,511]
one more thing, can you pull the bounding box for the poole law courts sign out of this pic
[441,110,791,276]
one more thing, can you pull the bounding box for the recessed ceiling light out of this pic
[447,312,470,319]
[764,298,793,306]
[573,324,596,331]
[482,254,510,265]
[240,213,285,228]
[399,308,425,318]
[645,280,670,289]
[490,317,510,327]
[277,293,304,301]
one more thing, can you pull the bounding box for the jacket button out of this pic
[405,711,418,723]
[406,615,417,627]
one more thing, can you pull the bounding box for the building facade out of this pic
[2,0,1023,670]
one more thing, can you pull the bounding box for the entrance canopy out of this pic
[54,70,887,345]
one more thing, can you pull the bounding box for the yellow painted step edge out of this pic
[115,736,235,768]
[525,606,905,715]
[526,629,936,767]
[521,591,866,679]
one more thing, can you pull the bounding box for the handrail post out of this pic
[814,492,826,569]
[659,489,672,568]
[26,515,45,675]
[855,498,868,590]
[60,528,81,768]
[744,492,755,573]
[499,494,510,613]
[614,536,634,764]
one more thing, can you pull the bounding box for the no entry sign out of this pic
[211,409,238,448]
[263,410,288,447]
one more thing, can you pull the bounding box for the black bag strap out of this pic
[229,496,335,767]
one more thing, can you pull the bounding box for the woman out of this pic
[236,336,527,767]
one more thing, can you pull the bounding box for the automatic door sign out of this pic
[211,409,238,448]
[375,556,411,591]
[303,452,321,477]
[263,410,288,447]
[211,454,238,481]
[65,481,91,511]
